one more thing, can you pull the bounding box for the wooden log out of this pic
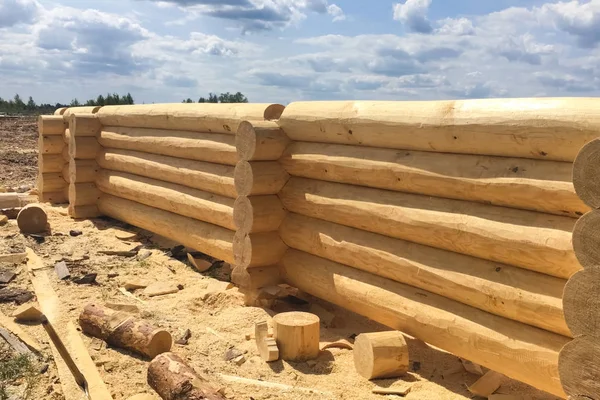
[69,114,101,137]
[147,352,225,400]
[273,311,320,361]
[39,190,68,204]
[279,249,568,398]
[233,195,286,234]
[96,103,285,134]
[233,230,287,268]
[63,128,71,144]
[68,159,99,183]
[279,213,570,336]
[0,193,37,208]
[563,267,600,337]
[280,142,588,218]
[279,178,578,279]
[70,137,99,159]
[558,335,600,399]
[54,107,68,115]
[572,210,600,269]
[69,204,101,219]
[62,164,70,183]
[62,106,102,117]
[40,135,64,154]
[573,138,600,209]
[38,115,66,135]
[79,303,172,358]
[353,331,409,379]
[99,127,237,166]
[98,195,235,263]
[231,265,281,289]
[17,204,47,233]
[97,149,236,198]
[61,145,69,162]
[277,99,600,162]
[38,172,67,192]
[234,161,289,196]
[40,154,65,173]
[96,169,236,230]
[236,120,290,161]
[68,183,101,206]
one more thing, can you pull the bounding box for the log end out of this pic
[234,161,253,197]
[146,330,173,358]
[563,268,600,337]
[233,196,253,233]
[264,104,285,121]
[572,210,600,270]
[236,121,257,161]
[353,331,409,380]
[233,230,252,268]
[17,204,48,234]
[559,335,600,399]
[573,138,600,209]
[273,311,320,361]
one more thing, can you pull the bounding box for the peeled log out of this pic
[558,336,600,399]
[40,135,64,154]
[17,204,48,234]
[280,249,568,398]
[277,99,600,162]
[62,106,102,117]
[572,210,600,269]
[39,191,68,204]
[148,352,225,400]
[96,103,285,134]
[573,138,600,209]
[63,128,71,144]
[70,137,100,159]
[279,213,570,337]
[69,114,101,137]
[231,265,281,289]
[99,127,237,165]
[353,331,409,380]
[233,195,286,234]
[68,159,99,183]
[280,142,588,218]
[233,230,287,268]
[54,107,67,116]
[79,303,171,358]
[234,161,289,196]
[38,115,66,135]
[236,121,290,161]
[279,178,578,279]
[96,169,236,230]
[38,173,67,192]
[0,193,38,209]
[40,154,65,173]
[97,149,236,198]
[69,205,101,219]
[273,311,320,361]
[563,267,600,337]
[69,183,101,206]
[98,195,234,263]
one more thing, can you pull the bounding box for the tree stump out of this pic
[17,204,47,234]
[273,311,320,361]
[147,352,225,400]
[353,331,409,380]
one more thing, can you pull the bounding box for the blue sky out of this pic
[1,0,599,104]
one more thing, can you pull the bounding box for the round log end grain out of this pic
[559,335,600,399]
[572,211,600,269]
[353,331,409,380]
[573,139,600,209]
[233,229,252,268]
[17,204,48,234]
[264,104,285,121]
[273,311,320,361]
[236,121,257,161]
[563,268,600,337]
[234,161,253,196]
[233,196,253,233]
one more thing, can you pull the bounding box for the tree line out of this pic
[0,93,135,115]
[183,92,248,104]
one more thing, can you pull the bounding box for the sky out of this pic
[0,0,600,104]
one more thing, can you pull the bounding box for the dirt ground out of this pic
[0,117,562,400]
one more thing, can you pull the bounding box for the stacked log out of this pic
[38,115,68,203]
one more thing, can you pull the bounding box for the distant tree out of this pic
[183,98,194,103]
[209,93,219,103]
[219,92,248,103]
[96,95,105,106]
[26,96,36,110]
[124,93,134,105]
[13,94,25,111]
[70,98,81,107]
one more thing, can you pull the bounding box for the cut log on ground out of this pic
[17,204,47,234]
[558,335,600,399]
[147,352,225,400]
[234,161,290,196]
[79,303,172,358]
[279,213,570,337]
[38,115,67,135]
[96,169,236,230]
[279,249,568,398]
[563,267,600,337]
[273,311,320,361]
[233,195,286,234]
[236,120,290,161]
[572,210,600,269]
[97,149,237,198]
[233,230,288,268]
[96,103,285,134]
[279,177,578,279]
[277,99,600,162]
[99,127,237,165]
[98,195,235,263]
[573,138,600,209]
[353,331,409,380]
[280,142,588,218]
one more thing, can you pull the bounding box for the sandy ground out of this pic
[0,116,562,400]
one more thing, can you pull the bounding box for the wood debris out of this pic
[320,339,353,351]
[0,252,26,264]
[0,326,32,354]
[187,253,212,272]
[255,321,279,362]
[12,303,43,322]
[468,370,505,397]
[461,358,484,375]
[174,329,191,345]
[104,302,139,313]
[123,279,150,291]
[372,382,412,396]
[54,261,70,280]
[0,287,34,304]
[0,268,16,284]
[143,282,179,297]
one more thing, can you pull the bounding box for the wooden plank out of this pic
[0,309,42,352]
[0,327,32,355]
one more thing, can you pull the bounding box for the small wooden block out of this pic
[12,303,43,321]
[255,321,279,362]
[123,279,150,291]
[461,359,484,375]
[0,252,27,264]
[187,253,212,272]
[54,261,70,280]
[233,354,246,366]
[104,302,139,313]
[372,383,412,396]
[143,282,179,297]
[0,269,16,284]
[468,370,504,397]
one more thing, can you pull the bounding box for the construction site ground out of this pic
[0,116,560,400]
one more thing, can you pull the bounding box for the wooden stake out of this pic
[353,331,409,380]
[273,311,320,361]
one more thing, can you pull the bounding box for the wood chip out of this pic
[468,370,504,397]
[104,302,139,313]
[72,273,97,284]
[112,229,138,241]
[12,303,43,321]
[143,282,179,297]
[372,383,412,396]
[187,253,212,272]
[256,321,279,362]
[0,268,16,284]
[54,261,70,280]
[206,280,234,293]
[320,339,353,351]
[233,354,246,366]
[0,252,27,264]
[0,287,34,304]
[123,279,151,291]
[119,287,147,304]
[461,358,484,375]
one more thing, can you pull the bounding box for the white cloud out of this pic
[393,0,433,34]
[539,0,600,47]
[437,17,474,36]
[0,0,40,28]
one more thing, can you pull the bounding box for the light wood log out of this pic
[96,103,285,134]
[279,178,578,279]
[280,249,568,398]
[273,311,320,361]
[0,193,37,208]
[563,267,600,337]
[279,213,570,337]
[233,195,286,234]
[234,161,289,196]
[68,204,101,219]
[231,265,281,289]
[69,114,101,137]
[280,142,588,218]
[96,169,236,230]
[69,182,101,206]
[39,191,68,204]
[17,204,47,233]
[98,195,234,263]
[38,172,67,192]
[558,335,600,399]
[69,159,99,183]
[62,164,70,183]
[40,154,65,173]
[572,210,600,269]
[54,107,67,115]
[79,303,172,358]
[99,126,237,166]
[147,352,225,400]
[233,230,287,268]
[38,115,66,135]
[353,331,409,379]
[236,120,290,161]
[62,106,102,117]
[40,135,64,154]
[573,138,600,209]
[63,128,70,144]
[97,149,236,198]
[61,146,69,162]
[70,137,99,159]
[277,99,600,162]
